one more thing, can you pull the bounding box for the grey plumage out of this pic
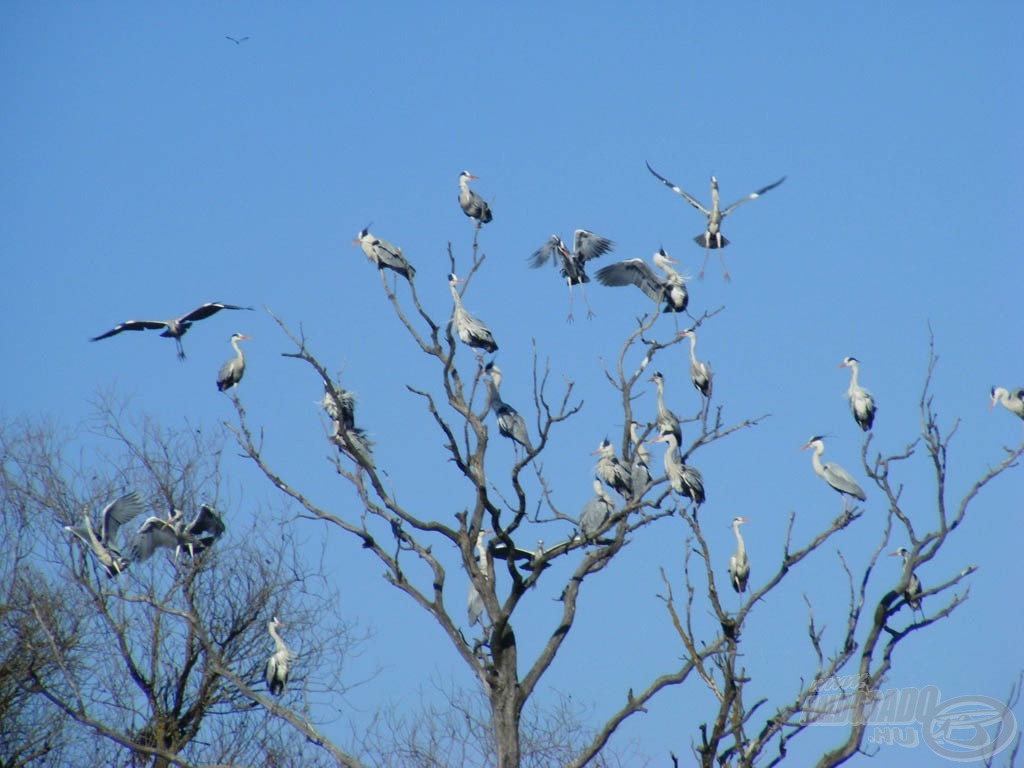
[890,547,923,611]
[127,503,226,563]
[645,161,785,281]
[264,617,292,695]
[352,227,416,279]
[483,363,532,452]
[458,171,493,225]
[579,478,615,538]
[595,248,689,314]
[592,438,633,498]
[839,356,876,431]
[216,332,250,391]
[64,491,147,577]
[529,229,614,321]
[802,436,867,508]
[628,421,652,496]
[681,329,713,399]
[650,431,705,506]
[467,530,491,626]
[990,386,1024,420]
[90,302,254,360]
[649,372,682,445]
[447,273,498,354]
[728,516,750,593]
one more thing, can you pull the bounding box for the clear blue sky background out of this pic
[3,3,1022,765]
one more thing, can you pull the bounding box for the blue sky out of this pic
[3,3,1022,765]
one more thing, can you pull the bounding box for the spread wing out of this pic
[572,229,614,263]
[645,161,709,214]
[100,491,146,544]
[90,320,170,340]
[721,176,787,216]
[180,302,253,323]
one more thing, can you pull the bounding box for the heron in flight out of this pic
[64,491,147,577]
[265,617,292,696]
[645,161,785,281]
[801,436,866,510]
[839,357,876,431]
[595,248,689,318]
[529,229,614,322]
[458,171,493,226]
[90,302,254,360]
[447,273,498,355]
[127,504,226,563]
[216,333,251,391]
[352,227,416,280]
[728,516,750,593]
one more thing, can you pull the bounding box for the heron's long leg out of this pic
[566,282,575,324]
[699,239,710,280]
[716,235,731,282]
[175,338,186,361]
[581,284,596,320]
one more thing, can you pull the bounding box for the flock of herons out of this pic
[74,165,1024,696]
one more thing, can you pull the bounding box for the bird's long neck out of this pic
[810,443,826,478]
[847,362,860,391]
[459,176,469,193]
[82,509,104,550]
[231,337,245,361]
[662,437,678,472]
[448,283,463,311]
[268,623,287,652]
[733,522,745,558]
[687,334,698,363]
[654,381,666,412]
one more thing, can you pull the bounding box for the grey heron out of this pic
[482,363,533,453]
[352,227,416,280]
[839,357,876,431]
[728,516,750,593]
[216,332,251,392]
[592,438,633,498]
[579,478,615,539]
[649,431,705,506]
[649,372,682,445]
[990,386,1024,420]
[529,229,614,322]
[447,273,498,355]
[64,491,147,577]
[628,420,652,496]
[127,504,226,563]
[225,35,250,44]
[467,529,492,626]
[265,617,292,696]
[889,547,923,612]
[594,248,689,316]
[91,302,254,360]
[320,384,374,466]
[458,171,493,225]
[801,436,867,509]
[645,161,785,281]
[679,329,713,399]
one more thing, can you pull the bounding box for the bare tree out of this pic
[0,405,362,768]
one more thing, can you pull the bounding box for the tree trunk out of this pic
[489,622,521,767]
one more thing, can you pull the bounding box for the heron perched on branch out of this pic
[482,363,532,453]
[728,516,750,593]
[679,329,713,400]
[352,226,416,280]
[650,431,705,506]
[64,491,147,577]
[649,372,682,445]
[579,478,616,539]
[529,229,614,322]
[628,421,652,496]
[890,547,923,612]
[645,161,785,281]
[320,382,374,466]
[592,438,633,499]
[839,356,876,431]
[801,436,866,510]
[447,273,498,355]
[595,248,689,317]
[990,386,1024,421]
[467,529,492,626]
[216,333,251,391]
[458,171,493,226]
[90,302,254,360]
[264,617,292,696]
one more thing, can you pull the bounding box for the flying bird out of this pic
[889,547,923,612]
[458,171,493,225]
[728,516,750,593]
[127,504,226,563]
[839,357,876,431]
[680,329,713,399]
[801,436,866,510]
[645,161,785,281]
[352,227,416,280]
[90,302,254,360]
[595,248,689,317]
[529,229,614,322]
[216,333,251,392]
[264,617,292,696]
[225,35,250,44]
[447,273,498,355]
[990,386,1024,420]
[482,363,532,453]
[650,431,705,506]
[649,372,682,445]
[64,491,147,577]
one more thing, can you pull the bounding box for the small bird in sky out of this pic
[225,35,251,45]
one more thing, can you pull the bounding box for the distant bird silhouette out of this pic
[90,301,253,360]
[225,36,250,45]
